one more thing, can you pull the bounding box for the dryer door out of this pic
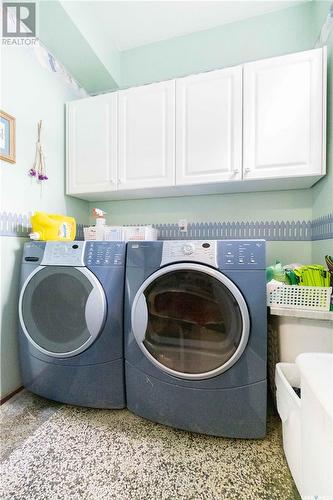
[19,266,106,358]
[132,263,250,380]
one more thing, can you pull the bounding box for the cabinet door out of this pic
[67,93,117,195]
[243,48,325,180]
[176,67,242,185]
[118,81,175,190]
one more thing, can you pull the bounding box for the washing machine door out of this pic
[19,266,106,358]
[131,263,250,380]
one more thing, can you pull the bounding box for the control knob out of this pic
[183,243,194,255]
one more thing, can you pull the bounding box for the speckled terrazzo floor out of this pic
[0,390,60,462]
[0,390,300,500]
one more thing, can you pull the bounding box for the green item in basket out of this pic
[325,255,333,287]
[285,269,299,285]
[294,265,330,287]
[266,261,288,283]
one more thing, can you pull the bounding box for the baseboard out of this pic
[0,386,24,405]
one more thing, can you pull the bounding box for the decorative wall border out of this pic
[0,212,32,237]
[311,214,333,241]
[154,220,314,241]
[1,212,332,242]
[0,212,85,240]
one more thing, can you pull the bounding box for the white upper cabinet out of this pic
[66,48,326,201]
[66,93,117,195]
[118,81,175,190]
[176,67,242,185]
[243,48,326,180]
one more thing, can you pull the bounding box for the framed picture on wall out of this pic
[0,110,16,164]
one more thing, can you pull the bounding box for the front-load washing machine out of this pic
[125,240,267,438]
[18,240,126,408]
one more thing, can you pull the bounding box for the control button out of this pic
[183,244,194,255]
[72,244,79,249]
[25,256,39,262]
[239,258,244,263]
[202,243,210,248]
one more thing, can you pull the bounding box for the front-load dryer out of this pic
[18,240,126,408]
[125,240,267,438]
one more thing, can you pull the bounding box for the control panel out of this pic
[22,242,46,264]
[39,241,126,267]
[85,241,125,267]
[161,241,217,267]
[220,240,265,269]
[41,241,86,266]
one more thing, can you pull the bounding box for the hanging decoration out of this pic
[28,120,48,182]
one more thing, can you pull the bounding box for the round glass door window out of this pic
[132,264,250,379]
[20,266,106,357]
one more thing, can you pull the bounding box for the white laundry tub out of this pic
[275,353,333,500]
[275,362,302,492]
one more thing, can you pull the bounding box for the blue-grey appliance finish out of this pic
[18,241,126,408]
[125,240,267,438]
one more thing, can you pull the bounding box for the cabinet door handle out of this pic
[118,178,121,184]
[244,167,251,174]
[233,169,240,175]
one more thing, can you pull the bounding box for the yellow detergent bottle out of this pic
[30,212,76,241]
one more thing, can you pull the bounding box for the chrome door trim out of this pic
[131,262,250,380]
[133,293,148,343]
[18,265,107,358]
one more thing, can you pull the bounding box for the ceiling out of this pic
[60,1,308,52]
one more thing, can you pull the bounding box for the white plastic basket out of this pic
[83,225,158,241]
[267,285,332,311]
[83,226,96,240]
[123,226,158,241]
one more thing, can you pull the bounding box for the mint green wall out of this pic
[312,240,333,266]
[91,190,312,225]
[311,2,333,262]
[312,2,333,218]
[121,2,320,88]
[60,1,121,89]
[39,1,119,93]
[1,46,89,220]
[0,45,89,399]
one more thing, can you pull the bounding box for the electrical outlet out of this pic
[178,219,188,232]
